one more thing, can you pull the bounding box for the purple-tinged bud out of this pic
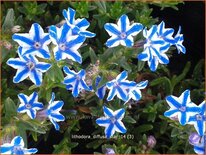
[147,135,156,148]
[189,132,201,145]
[170,115,179,121]
[104,148,115,154]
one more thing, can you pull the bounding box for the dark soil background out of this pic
[29,1,205,154]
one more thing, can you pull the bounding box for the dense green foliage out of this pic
[1,1,204,154]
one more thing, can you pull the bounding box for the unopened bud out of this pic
[12,25,21,33]
[104,148,115,154]
[147,135,156,148]
[189,132,201,145]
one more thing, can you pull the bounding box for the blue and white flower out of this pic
[46,93,65,130]
[106,71,136,102]
[62,7,95,38]
[0,136,38,154]
[63,66,92,97]
[49,23,86,63]
[174,26,186,54]
[126,80,148,103]
[189,133,205,154]
[137,25,169,71]
[12,23,51,59]
[157,21,175,45]
[7,49,51,86]
[96,106,127,138]
[188,101,206,136]
[95,76,106,99]
[104,14,143,48]
[17,92,43,119]
[164,89,200,125]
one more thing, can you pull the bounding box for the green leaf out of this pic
[160,121,168,134]
[94,1,107,13]
[86,140,104,149]
[150,76,172,94]
[192,59,204,81]
[171,61,191,89]
[18,119,47,134]
[46,63,64,83]
[4,97,17,118]
[124,116,136,124]
[119,56,132,72]
[89,47,98,64]
[53,138,71,154]
[124,146,131,154]
[135,124,153,133]
[137,61,145,71]
[2,8,14,33]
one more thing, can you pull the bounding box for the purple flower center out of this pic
[34,42,41,49]
[179,106,186,112]
[120,32,127,39]
[196,114,203,121]
[26,61,35,70]
[59,43,66,51]
[25,103,32,109]
[110,117,116,124]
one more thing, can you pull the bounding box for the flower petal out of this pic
[107,87,117,101]
[50,113,65,122]
[23,148,38,154]
[104,23,120,36]
[11,136,24,147]
[117,14,129,33]
[114,108,125,120]
[29,70,42,86]
[50,118,60,131]
[103,106,114,117]
[96,117,111,127]
[114,120,127,133]
[105,123,115,138]
[12,34,34,47]
[13,68,30,83]
[6,58,26,69]
[35,62,51,72]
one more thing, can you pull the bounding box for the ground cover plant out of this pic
[1,1,205,154]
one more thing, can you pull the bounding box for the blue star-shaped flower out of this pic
[164,89,200,125]
[137,25,169,72]
[63,66,92,97]
[174,26,186,54]
[188,101,206,136]
[49,23,86,63]
[106,71,136,102]
[46,93,65,131]
[12,23,51,59]
[17,92,43,119]
[62,7,96,38]
[0,136,38,154]
[126,80,148,103]
[96,106,127,138]
[7,49,51,86]
[104,14,143,48]
[95,75,106,99]
[157,21,175,44]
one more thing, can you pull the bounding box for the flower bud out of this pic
[147,135,156,148]
[189,132,201,145]
[11,25,21,33]
[104,148,115,154]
